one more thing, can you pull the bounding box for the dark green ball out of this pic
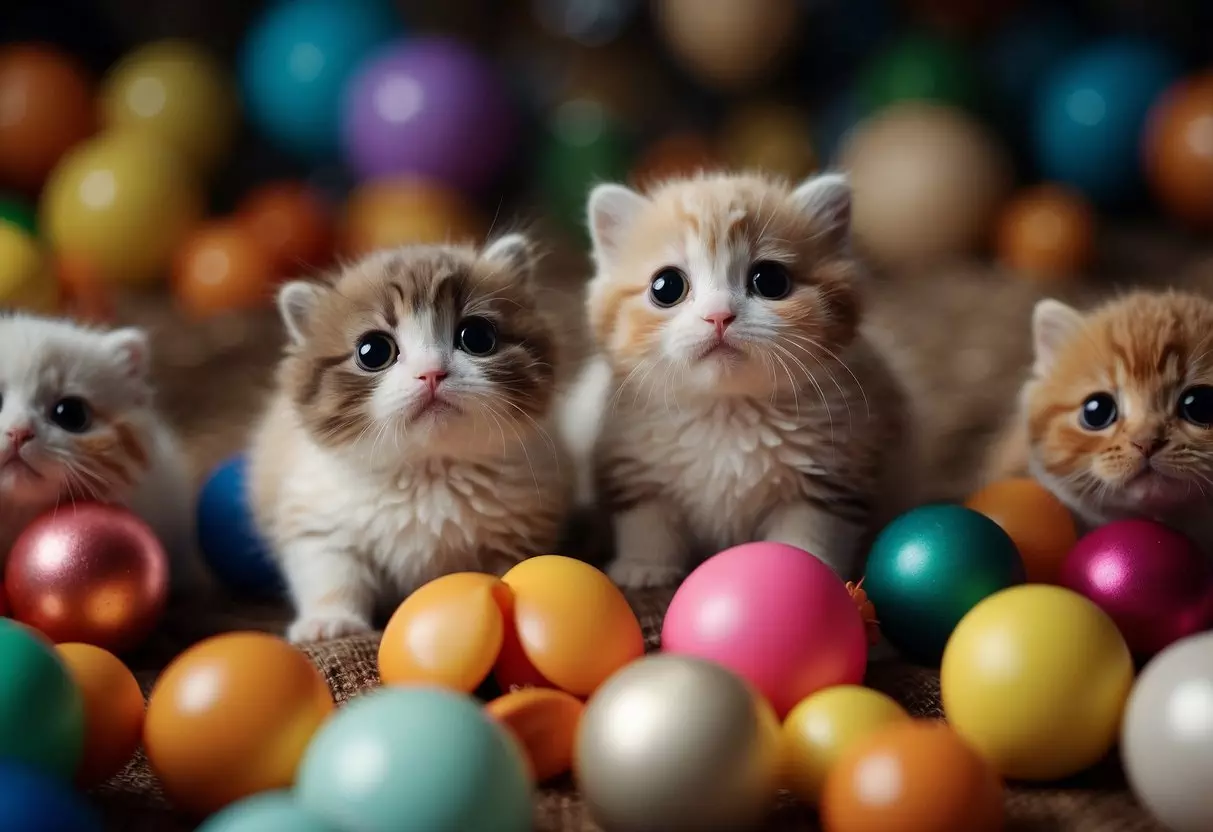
[857,32,984,116]
[0,619,84,779]
[0,195,37,236]
[864,504,1025,666]
[538,98,633,235]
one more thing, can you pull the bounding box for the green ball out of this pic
[0,195,37,236]
[296,687,532,832]
[864,504,1025,666]
[197,791,337,832]
[538,98,633,234]
[0,620,84,779]
[857,32,984,116]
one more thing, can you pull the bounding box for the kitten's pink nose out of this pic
[703,311,736,338]
[5,426,33,448]
[417,370,447,393]
[1132,437,1165,457]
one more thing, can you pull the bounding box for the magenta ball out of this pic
[340,37,517,192]
[1060,519,1213,658]
[660,542,867,717]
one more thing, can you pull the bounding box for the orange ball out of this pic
[0,45,96,193]
[143,632,333,815]
[55,642,144,787]
[1145,72,1213,230]
[630,132,721,188]
[965,477,1077,584]
[173,220,274,317]
[236,181,333,280]
[995,184,1095,279]
[55,252,113,323]
[340,177,483,258]
[821,720,1004,832]
[485,687,584,782]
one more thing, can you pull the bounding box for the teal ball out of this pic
[197,791,337,832]
[0,619,84,779]
[864,504,1025,665]
[296,687,533,832]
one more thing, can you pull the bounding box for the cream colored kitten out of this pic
[248,235,570,644]
[563,172,911,587]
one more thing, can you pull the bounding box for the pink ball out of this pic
[1060,519,1213,658]
[661,542,867,717]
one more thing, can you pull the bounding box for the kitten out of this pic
[248,235,570,644]
[564,171,911,587]
[0,313,204,592]
[984,289,1213,550]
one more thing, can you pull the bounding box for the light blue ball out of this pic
[1031,37,1180,205]
[196,454,282,598]
[197,791,337,832]
[239,0,401,160]
[296,688,533,832]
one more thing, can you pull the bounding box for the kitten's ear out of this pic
[277,281,326,345]
[587,183,648,265]
[791,172,852,247]
[103,328,150,380]
[1032,299,1084,375]
[483,233,535,280]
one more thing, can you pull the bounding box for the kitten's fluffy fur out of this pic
[249,235,570,643]
[0,314,201,589]
[563,172,910,586]
[985,289,1213,549]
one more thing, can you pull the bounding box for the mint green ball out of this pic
[197,791,337,832]
[0,620,84,780]
[297,687,533,832]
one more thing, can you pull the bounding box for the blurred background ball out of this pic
[841,103,1012,267]
[863,504,1025,665]
[240,0,401,160]
[144,632,333,815]
[236,181,333,280]
[196,455,282,598]
[0,194,37,235]
[538,97,632,229]
[1122,632,1213,832]
[1060,519,1213,659]
[718,102,817,182]
[5,503,169,654]
[857,31,983,116]
[1144,72,1213,230]
[0,224,58,313]
[99,39,237,172]
[297,687,532,832]
[55,643,144,787]
[575,654,780,832]
[629,131,719,189]
[0,619,84,779]
[486,687,585,783]
[54,252,113,323]
[662,542,867,717]
[820,720,1004,832]
[172,219,273,318]
[0,761,103,832]
[341,37,518,193]
[340,176,483,257]
[964,477,1078,583]
[940,585,1133,781]
[1032,37,1180,205]
[0,44,96,193]
[198,791,339,832]
[40,130,202,287]
[994,183,1096,278]
[654,0,800,91]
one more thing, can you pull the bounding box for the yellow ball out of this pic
[41,130,202,287]
[0,225,57,313]
[781,685,909,803]
[719,102,817,181]
[100,40,237,172]
[940,584,1133,781]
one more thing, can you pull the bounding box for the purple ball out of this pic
[1060,519,1213,659]
[341,37,517,193]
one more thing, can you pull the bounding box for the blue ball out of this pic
[1032,37,1180,205]
[0,762,103,832]
[198,791,338,832]
[239,0,401,160]
[296,688,533,832]
[196,454,282,598]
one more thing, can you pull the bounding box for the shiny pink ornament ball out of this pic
[661,542,867,718]
[1060,519,1213,659]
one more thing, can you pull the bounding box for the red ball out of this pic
[5,503,169,653]
[1060,519,1213,659]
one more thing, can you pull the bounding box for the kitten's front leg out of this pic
[608,500,689,589]
[278,537,377,643]
[761,501,866,581]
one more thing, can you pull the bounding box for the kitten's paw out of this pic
[608,559,684,589]
[287,611,372,644]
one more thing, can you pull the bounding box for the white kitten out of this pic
[247,235,571,644]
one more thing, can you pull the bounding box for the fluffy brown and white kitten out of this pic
[984,289,1213,550]
[562,172,910,587]
[0,313,204,591]
[248,235,570,643]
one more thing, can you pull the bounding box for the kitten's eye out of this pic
[1080,392,1118,430]
[1178,385,1213,427]
[748,261,792,300]
[50,397,92,433]
[355,331,398,371]
[456,316,498,356]
[649,268,689,308]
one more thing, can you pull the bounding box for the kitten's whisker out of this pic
[771,340,832,445]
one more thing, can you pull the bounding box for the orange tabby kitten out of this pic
[985,289,1213,549]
